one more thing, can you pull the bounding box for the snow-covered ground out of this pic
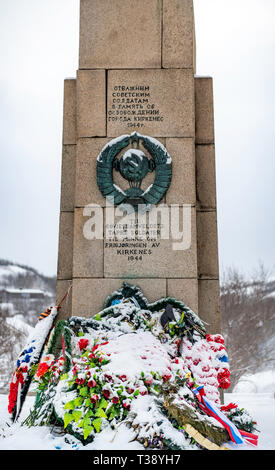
[0,391,274,450]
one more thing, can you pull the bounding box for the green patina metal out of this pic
[96,132,172,210]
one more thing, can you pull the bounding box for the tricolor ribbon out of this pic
[193,386,258,446]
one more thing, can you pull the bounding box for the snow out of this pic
[4,288,45,295]
[6,314,34,336]
[122,149,145,161]
[0,265,28,279]
[224,392,275,450]
[0,391,274,450]
[99,331,171,380]
[233,370,275,394]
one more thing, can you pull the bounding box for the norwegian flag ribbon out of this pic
[193,386,258,446]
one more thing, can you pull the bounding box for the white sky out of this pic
[0,0,274,277]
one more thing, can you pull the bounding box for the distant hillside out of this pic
[0,259,56,293]
[0,259,56,327]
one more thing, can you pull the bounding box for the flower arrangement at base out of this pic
[19,284,258,449]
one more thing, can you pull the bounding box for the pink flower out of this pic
[144,379,153,386]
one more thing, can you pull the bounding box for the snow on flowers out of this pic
[20,295,257,449]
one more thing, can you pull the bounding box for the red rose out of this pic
[193,359,201,366]
[140,389,148,396]
[104,374,113,383]
[87,379,96,388]
[162,374,171,383]
[112,396,119,404]
[76,377,85,385]
[123,402,130,411]
[90,394,98,404]
[103,389,110,399]
[119,375,127,382]
[79,339,89,351]
[126,387,135,394]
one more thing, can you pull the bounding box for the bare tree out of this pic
[221,263,275,389]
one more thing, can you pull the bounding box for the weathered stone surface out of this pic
[62,79,76,145]
[198,279,221,333]
[167,278,198,314]
[162,0,196,70]
[104,206,197,278]
[72,208,104,278]
[195,77,215,144]
[165,138,196,205]
[57,212,74,280]
[60,145,76,212]
[197,211,219,279]
[196,144,217,210]
[107,69,195,138]
[75,138,108,207]
[79,0,162,69]
[77,70,106,137]
[72,278,167,317]
[56,279,72,320]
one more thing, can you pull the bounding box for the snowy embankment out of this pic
[0,391,274,450]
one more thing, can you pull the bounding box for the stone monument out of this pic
[56,0,220,333]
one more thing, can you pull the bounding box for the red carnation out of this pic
[112,396,119,404]
[36,362,49,378]
[126,387,134,394]
[212,335,224,344]
[220,403,238,412]
[162,374,172,383]
[79,339,89,351]
[123,402,130,411]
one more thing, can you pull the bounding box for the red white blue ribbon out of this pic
[193,386,244,445]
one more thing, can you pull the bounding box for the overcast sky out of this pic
[0,0,274,277]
